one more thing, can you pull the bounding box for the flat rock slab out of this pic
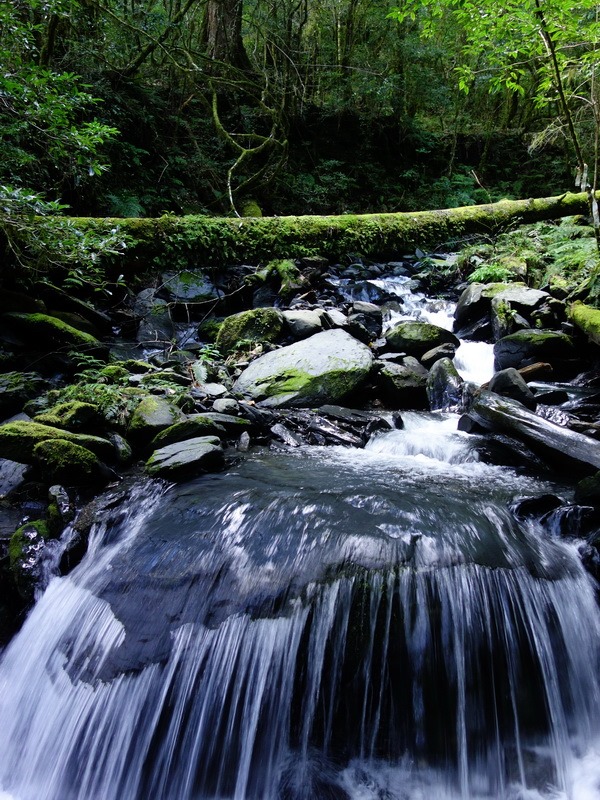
[145,436,224,480]
[233,329,373,408]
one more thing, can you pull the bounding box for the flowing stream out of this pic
[0,274,599,799]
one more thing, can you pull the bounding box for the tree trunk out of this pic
[50,191,596,270]
[204,0,252,73]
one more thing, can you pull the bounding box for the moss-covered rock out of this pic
[33,439,109,485]
[34,401,105,433]
[99,364,130,383]
[1,312,108,359]
[233,329,373,408]
[375,358,429,409]
[493,329,576,371]
[8,519,51,601]
[0,371,46,420]
[145,436,224,480]
[385,321,459,359]
[150,418,227,450]
[128,396,186,442]
[569,302,600,346]
[0,420,115,463]
[216,307,284,356]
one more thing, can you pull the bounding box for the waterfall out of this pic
[1,414,599,799]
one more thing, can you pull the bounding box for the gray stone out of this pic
[145,436,224,480]
[188,412,251,435]
[0,372,46,420]
[421,343,457,369]
[453,282,514,331]
[233,329,373,408]
[128,397,186,441]
[212,398,240,414]
[282,310,325,340]
[323,309,348,328]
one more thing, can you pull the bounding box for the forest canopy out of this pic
[1,0,598,217]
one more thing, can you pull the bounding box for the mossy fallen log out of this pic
[39,191,595,273]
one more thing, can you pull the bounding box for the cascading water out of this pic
[1,414,600,800]
[1,270,599,800]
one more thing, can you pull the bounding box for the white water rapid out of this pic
[1,411,600,800]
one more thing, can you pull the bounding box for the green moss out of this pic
[33,401,104,432]
[198,318,223,343]
[241,200,263,217]
[150,418,227,449]
[33,439,104,485]
[99,365,130,383]
[0,420,114,463]
[216,308,284,355]
[122,359,154,374]
[569,302,600,346]
[9,520,50,567]
[1,312,107,357]
[253,366,365,406]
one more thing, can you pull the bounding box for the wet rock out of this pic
[270,423,305,447]
[464,390,600,473]
[150,418,227,450]
[0,458,30,498]
[421,343,457,369]
[539,504,600,539]
[8,519,51,601]
[348,301,383,340]
[453,282,515,332]
[488,368,537,410]
[575,472,600,506]
[35,283,113,335]
[160,270,221,303]
[426,358,464,411]
[216,307,284,356]
[375,357,429,409]
[238,430,251,451]
[145,436,224,480]
[385,321,459,359]
[511,494,564,521]
[233,329,373,409]
[494,330,576,373]
[189,412,251,435]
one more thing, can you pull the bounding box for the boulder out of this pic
[462,390,600,473]
[569,302,600,346]
[385,321,459,359]
[233,329,373,408]
[212,398,240,415]
[216,307,284,355]
[494,330,576,372]
[282,310,325,340]
[0,420,115,463]
[0,312,108,359]
[150,418,227,450]
[188,412,252,435]
[128,397,186,442]
[33,439,111,486]
[35,283,113,335]
[348,301,383,340]
[426,357,464,411]
[453,282,515,333]
[488,368,537,410]
[375,357,429,409]
[145,436,224,480]
[421,343,457,369]
[34,401,105,433]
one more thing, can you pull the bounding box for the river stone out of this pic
[0,420,115,464]
[36,283,113,335]
[494,330,576,372]
[128,397,186,442]
[463,390,600,472]
[385,321,459,359]
[216,308,284,356]
[212,398,240,415]
[569,302,600,346]
[233,329,373,408]
[189,412,251,434]
[421,343,457,369]
[150,418,227,450]
[488,368,536,410]
[145,436,224,480]
[375,358,428,409]
[282,310,325,340]
[34,401,105,433]
[426,358,464,411]
[492,286,550,313]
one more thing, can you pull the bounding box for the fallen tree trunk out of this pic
[39,191,594,273]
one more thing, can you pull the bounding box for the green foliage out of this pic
[468,264,514,284]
